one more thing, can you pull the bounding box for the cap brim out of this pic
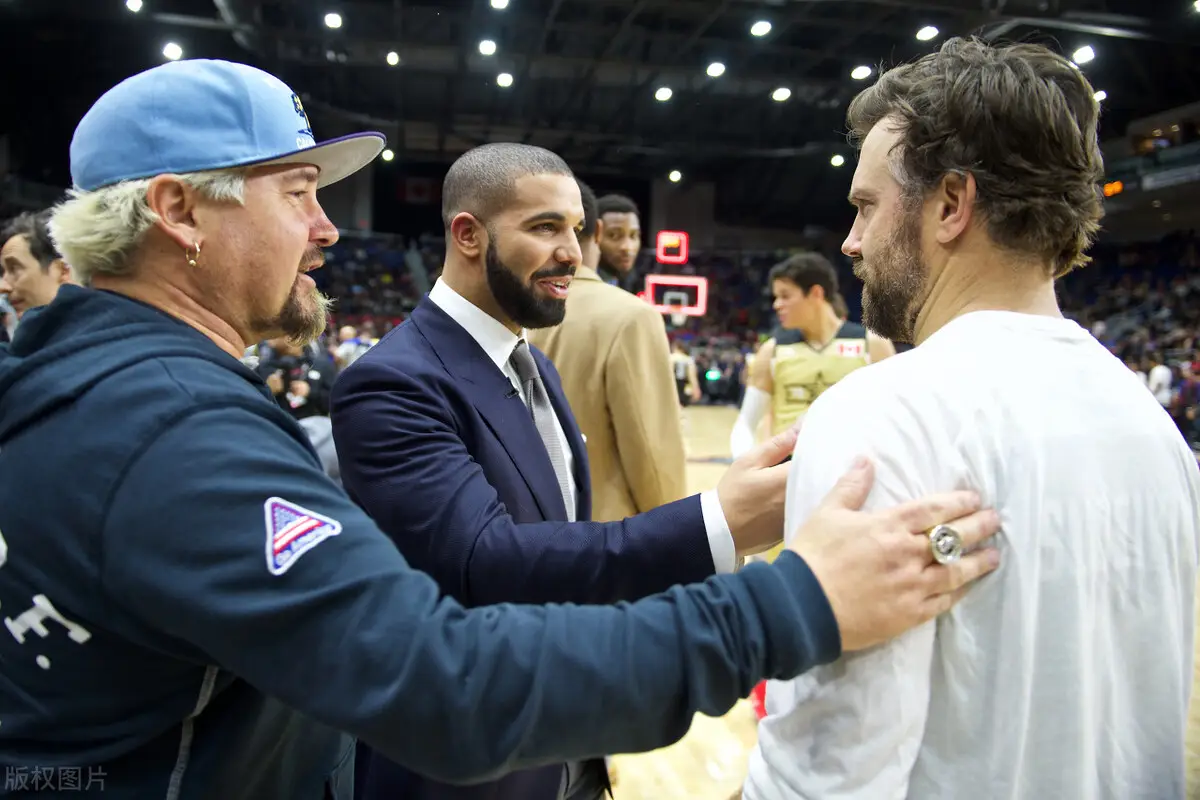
[253,132,387,188]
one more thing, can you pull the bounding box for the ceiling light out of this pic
[916,26,938,41]
[497,72,514,87]
[125,0,143,12]
[771,87,791,102]
[381,149,395,162]
[490,0,509,7]
[479,39,497,56]
[162,42,183,61]
[386,51,400,66]
[830,154,845,167]
[655,86,673,102]
[1072,45,1094,65]
[668,170,682,183]
[706,62,726,78]
[1093,89,1107,102]
[750,20,772,37]
[1194,0,1200,11]
[850,65,872,80]
[324,12,343,29]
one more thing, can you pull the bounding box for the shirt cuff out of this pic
[700,489,737,574]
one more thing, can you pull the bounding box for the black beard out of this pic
[486,240,571,329]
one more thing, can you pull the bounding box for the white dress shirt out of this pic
[427,279,737,572]
[746,311,1200,800]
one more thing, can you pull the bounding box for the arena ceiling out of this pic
[3,0,1200,230]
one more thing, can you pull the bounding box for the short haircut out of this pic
[441,143,573,229]
[1,211,62,271]
[769,252,839,299]
[576,179,599,240]
[846,36,1104,277]
[596,193,638,218]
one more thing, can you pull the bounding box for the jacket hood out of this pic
[0,285,259,442]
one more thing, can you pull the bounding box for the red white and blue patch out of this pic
[264,497,343,576]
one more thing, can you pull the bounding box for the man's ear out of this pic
[449,212,486,259]
[933,170,976,245]
[49,259,75,286]
[144,174,203,252]
[592,218,605,247]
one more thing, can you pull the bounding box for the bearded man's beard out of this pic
[485,238,571,329]
[275,278,334,346]
[858,200,926,345]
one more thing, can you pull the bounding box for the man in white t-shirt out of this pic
[1148,353,1175,407]
[744,37,1200,800]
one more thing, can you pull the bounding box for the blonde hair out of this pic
[47,169,247,285]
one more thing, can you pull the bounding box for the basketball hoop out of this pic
[666,306,687,327]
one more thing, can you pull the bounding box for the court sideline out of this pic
[610,405,1200,800]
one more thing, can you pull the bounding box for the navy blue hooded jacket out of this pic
[0,286,841,798]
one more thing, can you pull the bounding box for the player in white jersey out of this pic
[744,37,1200,800]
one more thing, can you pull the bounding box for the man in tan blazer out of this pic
[528,180,687,522]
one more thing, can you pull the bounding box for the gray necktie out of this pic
[509,340,575,522]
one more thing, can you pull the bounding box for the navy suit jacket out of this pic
[331,298,716,800]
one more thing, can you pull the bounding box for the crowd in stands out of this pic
[3,213,1196,451]
[1058,231,1200,448]
[300,227,1200,451]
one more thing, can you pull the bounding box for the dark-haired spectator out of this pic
[0,210,78,319]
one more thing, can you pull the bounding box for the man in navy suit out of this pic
[328,144,983,800]
[333,144,798,799]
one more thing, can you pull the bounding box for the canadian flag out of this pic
[836,341,865,357]
[400,177,436,205]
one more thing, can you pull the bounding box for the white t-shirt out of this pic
[1149,363,1174,406]
[746,310,1200,800]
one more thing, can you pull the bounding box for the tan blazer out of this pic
[527,267,687,522]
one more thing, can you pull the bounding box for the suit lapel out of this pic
[537,348,591,522]
[410,300,568,521]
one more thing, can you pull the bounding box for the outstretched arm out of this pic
[103,404,842,784]
[731,340,775,458]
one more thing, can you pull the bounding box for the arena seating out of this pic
[304,228,1200,449]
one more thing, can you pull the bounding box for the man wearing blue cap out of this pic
[0,59,1000,799]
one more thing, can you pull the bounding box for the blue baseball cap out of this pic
[69,59,386,192]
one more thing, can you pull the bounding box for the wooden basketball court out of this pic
[611,405,1200,799]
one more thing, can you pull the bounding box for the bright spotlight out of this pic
[1194,0,1200,11]
[850,65,872,80]
[916,26,938,41]
[1093,89,1107,102]
[479,39,497,56]
[830,154,845,167]
[1072,45,1094,65]
[125,0,143,12]
[490,0,510,7]
[386,51,400,66]
[668,170,682,183]
[750,20,772,37]
[771,87,791,102]
[162,42,183,61]
[655,86,673,102]
[706,62,726,78]
[497,72,514,87]
[381,149,395,162]
[324,12,343,29]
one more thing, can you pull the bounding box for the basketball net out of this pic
[667,306,687,327]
